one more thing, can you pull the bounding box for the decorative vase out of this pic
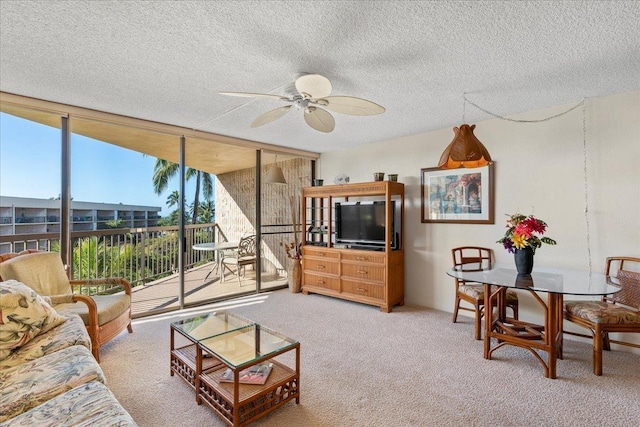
[288,259,302,293]
[514,247,534,275]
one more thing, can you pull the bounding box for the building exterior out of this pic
[0,196,161,237]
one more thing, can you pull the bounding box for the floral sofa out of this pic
[0,279,137,426]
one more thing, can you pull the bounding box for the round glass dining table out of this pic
[447,265,621,378]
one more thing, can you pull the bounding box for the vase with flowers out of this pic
[497,213,557,275]
[283,194,303,292]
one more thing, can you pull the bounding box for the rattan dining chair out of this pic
[564,256,640,375]
[451,246,519,340]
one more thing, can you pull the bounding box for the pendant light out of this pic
[264,155,287,185]
[438,124,492,169]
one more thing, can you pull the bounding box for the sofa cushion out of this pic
[56,293,131,326]
[565,300,640,324]
[0,280,66,360]
[2,380,137,426]
[459,283,519,301]
[0,311,91,370]
[0,345,105,422]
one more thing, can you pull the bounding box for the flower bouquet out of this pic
[497,213,557,254]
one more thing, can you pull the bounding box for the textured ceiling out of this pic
[1,1,639,154]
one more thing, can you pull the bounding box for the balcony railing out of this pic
[0,223,222,286]
[15,216,46,224]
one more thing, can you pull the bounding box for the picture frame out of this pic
[420,163,495,224]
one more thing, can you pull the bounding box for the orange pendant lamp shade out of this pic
[438,124,492,169]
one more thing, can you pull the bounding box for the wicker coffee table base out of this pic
[199,360,299,427]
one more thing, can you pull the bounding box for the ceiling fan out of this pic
[219,74,385,133]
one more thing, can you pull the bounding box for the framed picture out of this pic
[420,163,494,224]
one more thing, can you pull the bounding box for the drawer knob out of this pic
[356,256,367,261]
[318,280,325,285]
[357,287,368,292]
[357,270,368,274]
[318,265,326,269]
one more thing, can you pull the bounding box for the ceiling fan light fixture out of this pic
[219,73,385,133]
[438,124,492,169]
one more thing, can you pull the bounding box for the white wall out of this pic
[318,90,640,351]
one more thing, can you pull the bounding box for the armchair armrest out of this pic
[70,277,132,297]
[43,293,99,329]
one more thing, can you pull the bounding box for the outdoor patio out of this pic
[130,261,288,317]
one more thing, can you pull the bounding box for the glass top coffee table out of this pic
[170,311,300,426]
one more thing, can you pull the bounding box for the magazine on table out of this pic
[219,362,273,385]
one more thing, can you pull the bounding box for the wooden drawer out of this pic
[302,247,340,259]
[303,273,340,291]
[341,279,385,300]
[341,263,385,283]
[341,252,385,264]
[303,258,340,275]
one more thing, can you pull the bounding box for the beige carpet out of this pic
[100,290,640,427]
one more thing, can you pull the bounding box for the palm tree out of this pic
[152,159,214,224]
[196,199,215,223]
[166,190,180,209]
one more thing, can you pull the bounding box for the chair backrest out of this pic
[0,249,41,263]
[604,256,640,310]
[0,251,72,296]
[451,246,493,272]
[237,235,257,258]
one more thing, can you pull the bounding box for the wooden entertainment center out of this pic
[300,181,404,312]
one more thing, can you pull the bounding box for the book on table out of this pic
[219,362,273,385]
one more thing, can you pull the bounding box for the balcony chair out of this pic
[0,251,132,362]
[451,246,519,340]
[220,234,257,286]
[564,256,640,375]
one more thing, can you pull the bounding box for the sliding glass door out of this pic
[260,152,312,291]
[69,117,184,316]
[183,136,260,304]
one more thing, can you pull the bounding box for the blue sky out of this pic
[0,113,202,216]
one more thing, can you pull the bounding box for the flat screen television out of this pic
[335,201,396,249]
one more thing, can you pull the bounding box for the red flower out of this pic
[514,223,533,239]
[522,217,546,233]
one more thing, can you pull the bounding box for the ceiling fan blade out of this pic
[317,96,386,116]
[304,107,335,133]
[251,105,292,127]
[295,74,332,99]
[219,91,287,101]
